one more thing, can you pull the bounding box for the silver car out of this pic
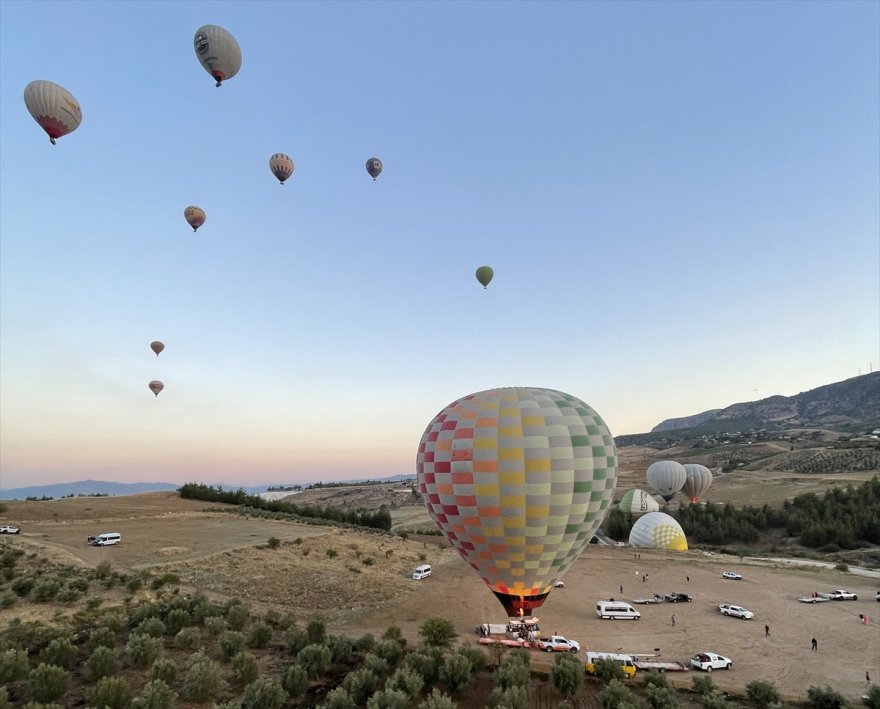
[721,571,742,580]
[718,603,754,619]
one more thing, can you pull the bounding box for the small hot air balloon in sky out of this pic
[23,80,82,145]
[148,380,164,397]
[184,206,206,232]
[194,25,242,87]
[150,341,165,357]
[629,511,688,550]
[417,387,619,618]
[646,460,687,503]
[618,489,660,515]
[475,266,494,289]
[682,464,713,503]
[269,153,294,185]
[366,157,383,180]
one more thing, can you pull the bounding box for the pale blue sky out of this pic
[1,1,878,490]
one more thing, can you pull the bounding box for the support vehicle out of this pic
[690,652,732,672]
[585,652,637,677]
[535,636,580,653]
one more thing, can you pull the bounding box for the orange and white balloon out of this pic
[23,80,82,145]
[269,153,294,185]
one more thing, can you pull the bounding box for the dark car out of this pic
[665,592,692,603]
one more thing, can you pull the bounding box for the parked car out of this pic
[721,571,743,580]
[827,589,857,601]
[0,525,20,534]
[719,603,754,619]
[665,592,692,603]
[553,581,565,588]
[690,652,732,672]
[535,635,580,653]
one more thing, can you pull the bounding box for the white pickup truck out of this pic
[535,636,581,653]
[825,589,858,601]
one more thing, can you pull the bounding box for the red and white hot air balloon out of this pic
[23,80,82,144]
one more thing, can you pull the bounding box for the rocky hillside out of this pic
[651,372,879,433]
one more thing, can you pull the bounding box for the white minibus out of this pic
[595,600,640,620]
[412,564,432,580]
[91,532,121,547]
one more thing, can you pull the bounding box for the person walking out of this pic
[764,624,770,637]
[686,575,690,583]
[811,637,817,651]
[671,614,676,627]
[867,670,871,686]
[620,585,623,594]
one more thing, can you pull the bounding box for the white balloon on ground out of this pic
[682,464,713,502]
[646,460,687,502]
[629,511,688,550]
[618,489,660,515]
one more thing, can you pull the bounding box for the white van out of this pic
[595,600,640,620]
[91,532,121,547]
[412,564,432,580]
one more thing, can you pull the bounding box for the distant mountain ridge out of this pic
[651,372,880,433]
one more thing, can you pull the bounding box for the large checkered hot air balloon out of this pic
[416,387,618,618]
[629,511,688,550]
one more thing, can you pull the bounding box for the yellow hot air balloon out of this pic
[150,341,165,356]
[269,153,294,185]
[629,512,688,550]
[23,80,82,145]
[148,380,164,397]
[184,206,206,232]
[194,25,242,87]
[475,266,494,289]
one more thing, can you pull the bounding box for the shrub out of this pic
[282,663,309,698]
[242,677,285,709]
[327,634,354,665]
[85,645,119,681]
[550,653,583,698]
[600,678,638,709]
[150,657,176,684]
[126,577,144,593]
[419,688,456,709]
[701,691,733,709]
[126,633,163,667]
[807,686,850,709]
[321,687,356,709]
[0,590,16,608]
[137,617,167,638]
[205,616,227,636]
[747,680,782,708]
[297,644,331,678]
[593,657,625,683]
[150,573,180,590]
[366,689,410,709]
[307,616,327,645]
[363,652,389,677]
[94,561,113,579]
[0,648,30,683]
[354,632,376,652]
[404,647,443,684]
[495,654,531,691]
[99,611,125,632]
[165,608,190,635]
[176,626,201,649]
[221,630,246,659]
[340,667,379,704]
[645,671,670,688]
[68,577,89,592]
[439,652,474,694]
[362,557,375,566]
[86,596,104,611]
[692,675,716,696]
[247,620,273,649]
[31,578,61,602]
[285,626,310,656]
[386,666,424,700]
[133,679,176,709]
[12,576,35,596]
[489,685,530,709]
[226,602,250,631]
[182,652,224,702]
[326,548,338,558]
[862,685,880,709]
[88,625,117,651]
[232,651,259,686]
[374,638,405,665]
[267,537,281,549]
[418,618,457,649]
[87,676,132,709]
[645,682,678,709]
[456,646,486,674]
[28,664,69,703]
[40,637,77,670]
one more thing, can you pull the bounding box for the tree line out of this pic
[177,483,392,532]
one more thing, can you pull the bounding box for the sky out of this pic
[1,1,878,491]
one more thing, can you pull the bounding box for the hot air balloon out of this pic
[682,464,712,503]
[629,511,688,550]
[184,206,206,232]
[416,387,618,618]
[618,489,660,515]
[148,380,164,397]
[366,157,383,180]
[150,341,165,357]
[194,25,242,87]
[269,153,294,185]
[23,80,82,145]
[475,266,494,289]
[646,461,686,503]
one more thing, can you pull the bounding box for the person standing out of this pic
[811,637,817,651]
[620,584,623,594]
[764,624,770,637]
[671,614,676,626]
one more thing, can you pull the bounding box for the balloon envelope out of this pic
[150,341,165,356]
[618,489,660,515]
[475,266,494,289]
[416,387,618,617]
[24,80,82,144]
[148,380,164,397]
[629,511,688,550]
[184,206,206,231]
[194,25,242,87]
[366,157,383,180]
[646,461,687,502]
[269,153,294,184]
[682,464,712,502]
